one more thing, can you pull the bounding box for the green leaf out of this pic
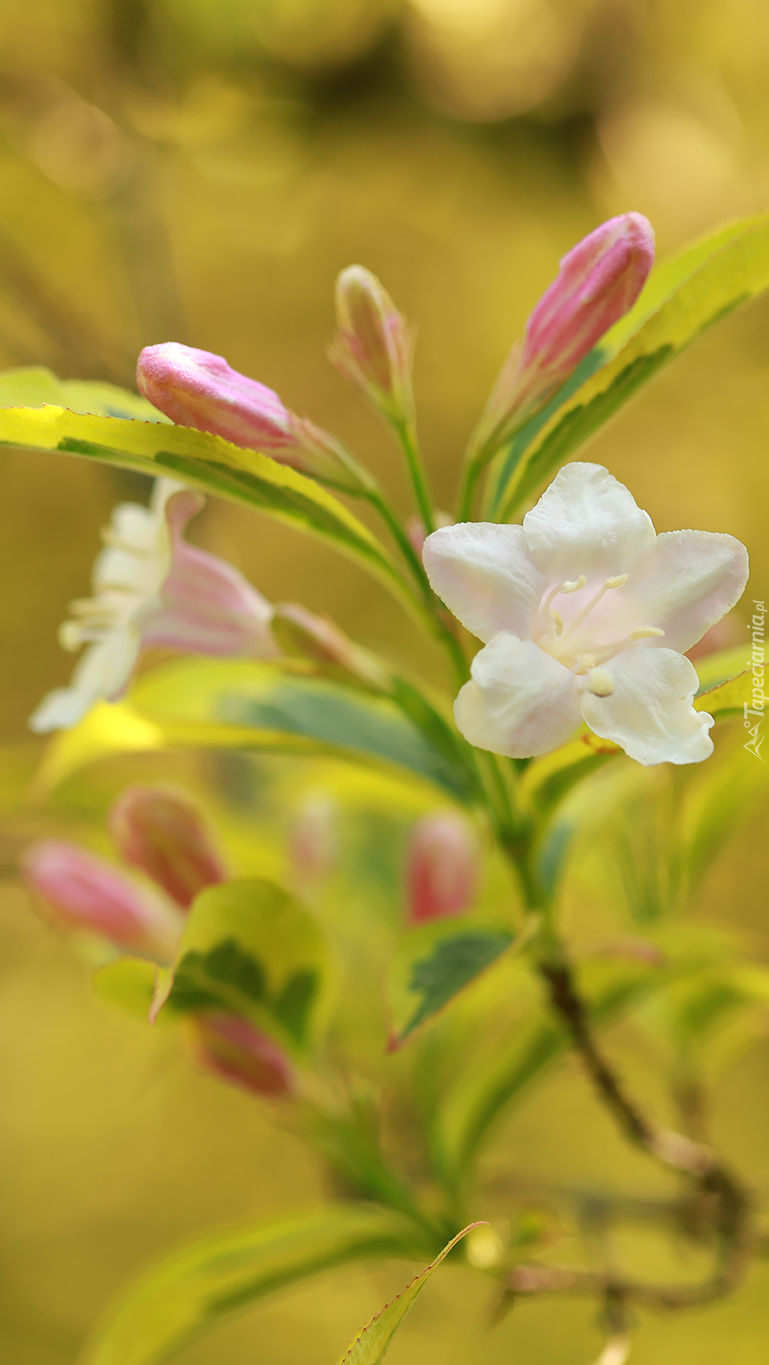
[655,965,769,1049]
[521,727,619,823]
[0,366,168,421]
[80,1206,424,1365]
[488,214,769,517]
[388,916,520,1051]
[36,658,477,803]
[430,958,663,1188]
[691,644,752,722]
[694,670,751,722]
[337,1223,480,1365]
[693,644,751,696]
[0,401,415,614]
[158,878,329,1051]
[92,958,160,1019]
[521,642,753,892]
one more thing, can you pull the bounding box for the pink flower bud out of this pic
[407,511,454,557]
[109,786,226,910]
[685,613,741,663]
[329,266,414,420]
[406,812,479,925]
[188,1012,294,1098]
[137,344,368,491]
[477,214,655,450]
[23,840,182,961]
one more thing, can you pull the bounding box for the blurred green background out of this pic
[1,1,769,1362]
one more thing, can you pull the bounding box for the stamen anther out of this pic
[586,666,615,696]
[628,626,665,640]
[604,573,628,589]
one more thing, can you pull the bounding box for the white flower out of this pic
[423,463,749,766]
[30,479,275,732]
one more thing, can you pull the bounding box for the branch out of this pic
[539,960,732,1182]
[533,955,753,1308]
[507,1241,750,1312]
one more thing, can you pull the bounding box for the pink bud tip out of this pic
[521,212,655,391]
[22,840,181,961]
[109,786,226,910]
[406,812,479,925]
[189,1012,294,1098]
[137,343,362,489]
[137,343,294,451]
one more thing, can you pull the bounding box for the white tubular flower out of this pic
[423,463,749,766]
[30,479,276,732]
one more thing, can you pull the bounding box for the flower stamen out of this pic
[558,572,628,642]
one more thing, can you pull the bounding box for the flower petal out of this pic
[523,463,656,580]
[580,646,714,766]
[622,529,749,653]
[139,490,276,656]
[29,632,141,732]
[454,633,582,758]
[422,524,546,644]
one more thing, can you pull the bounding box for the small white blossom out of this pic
[30,479,275,732]
[423,463,749,766]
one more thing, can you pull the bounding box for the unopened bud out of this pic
[109,786,226,910]
[685,613,740,662]
[137,343,369,492]
[23,840,182,962]
[407,511,453,557]
[329,266,414,422]
[272,602,389,691]
[475,213,654,453]
[406,812,479,925]
[188,1012,294,1098]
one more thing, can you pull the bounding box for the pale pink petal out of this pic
[423,524,546,644]
[622,530,749,653]
[454,633,582,758]
[139,489,277,657]
[523,463,656,581]
[580,646,714,766]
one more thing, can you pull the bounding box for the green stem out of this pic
[367,487,469,688]
[389,414,435,534]
[455,452,485,523]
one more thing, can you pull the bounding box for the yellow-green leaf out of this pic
[92,958,160,1019]
[0,402,413,613]
[0,366,167,420]
[158,877,330,1051]
[80,1206,424,1365]
[337,1223,481,1365]
[488,214,769,517]
[35,659,477,803]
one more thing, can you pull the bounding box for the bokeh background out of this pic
[1,1,769,1362]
